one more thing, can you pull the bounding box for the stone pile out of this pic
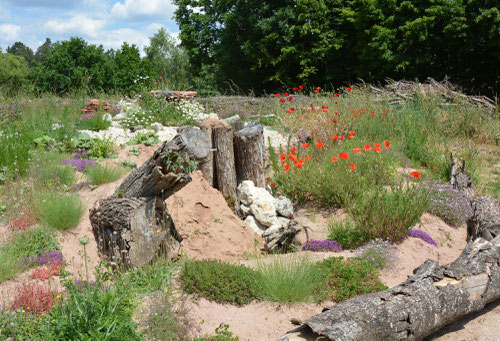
[238,180,301,251]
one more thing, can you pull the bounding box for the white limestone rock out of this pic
[239,204,251,217]
[275,196,293,218]
[238,180,256,206]
[250,196,277,227]
[244,215,267,235]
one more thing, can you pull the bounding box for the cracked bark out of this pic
[90,127,209,268]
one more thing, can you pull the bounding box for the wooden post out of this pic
[234,121,266,187]
[198,119,216,187]
[212,120,237,200]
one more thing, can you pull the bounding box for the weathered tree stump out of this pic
[234,121,266,187]
[91,126,209,268]
[278,235,500,341]
[213,120,237,200]
[198,119,216,186]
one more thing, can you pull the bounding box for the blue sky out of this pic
[0,0,179,53]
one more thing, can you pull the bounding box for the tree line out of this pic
[174,0,499,96]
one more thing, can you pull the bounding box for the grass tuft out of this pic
[85,163,125,185]
[34,191,85,230]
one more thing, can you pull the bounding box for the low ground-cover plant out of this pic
[85,164,125,185]
[422,181,473,226]
[348,184,429,243]
[254,255,326,303]
[76,110,111,131]
[33,191,85,230]
[317,256,387,302]
[181,260,259,306]
[0,227,59,282]
[127,131,159,146]
[301,240,342,252]
[116,260,177,295]
[9,282,57,316]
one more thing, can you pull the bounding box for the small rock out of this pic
[149,122,164,131]
[238,180,256,206]
[239,204,251,217]
[112,112,126,121]
[250,197,277,227]
[275,196,293,217]
[244,215,267,235]
[263,217,290,238]
[130,125,144,132]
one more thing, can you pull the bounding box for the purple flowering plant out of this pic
[422,181,473,226]
[63,158,96,172]
[302,240,343,252]
[406,229,438,247]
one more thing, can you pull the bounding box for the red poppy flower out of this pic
[409,171,421,179]
[350,163,356,170]
[339,136,344,140]
[334,93,339,97]
[331,135,339,140]
[265,177,270,181]
[306,155,311,160]
[364,144,371,151]
[339,152,350,160]
[392,118,395,121]
[286,108,295,113]
[354,113,358,118]
[314,90,319,94]
[279,154,286,160]
[334,101,338,104]
[290,147,297,152]
[333,119,338,124]
[281,159,286,164]
[284,92,289,96]
[347,87,352,91]
[287,96,293,101]
[274,93,280,97]
[329,96,333,100]
[331,157,338,162]
[347,135,353,140]
[373,142,381,147]
[288,153,297,161]
[271,183,276,188]
[302,143,309,149]
[155,82,158,85]
[322,108,328,112]
[296,163,302,169]
[348,130,355,135]
[299,85,304,90]
[280,98,285,103]
[315,141,324,148]
[284,164,290,172]
[335,110,338,115]
[316,87,321,91]
[353,147,362,153]
[293,87,298,91]
[384,141,390,148]
[373,147,382,153]
[386,109,390,112]
[299,158,305,163]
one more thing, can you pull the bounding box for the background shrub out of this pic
[34,192,85,230]
[348,185,429,243]
[328,220,370,249]
[180,260,258,306]
[85,164,125,185]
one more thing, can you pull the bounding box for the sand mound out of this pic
[165,171,263,261]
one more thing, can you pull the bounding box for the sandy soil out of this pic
[0,143,498,341]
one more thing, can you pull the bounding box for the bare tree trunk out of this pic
[198,120,215,186]
[234,121,266,187]
[213,120,237,200]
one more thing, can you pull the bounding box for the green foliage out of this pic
[0,227,59,282]
[7,42,34,65]
[190,324,239,341]
[115,261,177,295]
[33,191,85,231]
[328,220,369,250]
[0,52,30,92]
[85,164,125,185]
[140,95,196,126]
[31,151,76,190]
[254,255,326,303]
[162,151,199,174]
[145,27,192,90]
[44,280,140,340]
[348,185,429,243]
[76,111,112,131]
[127,131,160,146]
[317,256,387,302]
[174,0,499,95]
[118,160,137,172]
[87,137,115,159]
[180,260,259,306]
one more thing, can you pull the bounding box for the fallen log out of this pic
[278,235,500,341]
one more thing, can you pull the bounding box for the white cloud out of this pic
[44,15,107,39]
[0,23,21,42]
[110,0,176,21]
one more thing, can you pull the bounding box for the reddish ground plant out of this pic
[10,282,56,316]
[29,260,63,281]
[7,209,37,231]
